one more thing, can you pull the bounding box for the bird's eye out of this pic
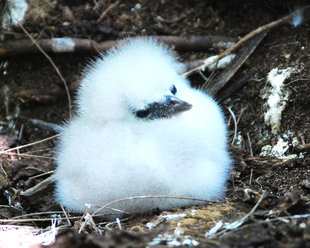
[136,109,151,118]
[170,85,177,95]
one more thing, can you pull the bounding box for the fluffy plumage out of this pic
[54,38,231,216]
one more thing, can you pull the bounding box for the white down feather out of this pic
[54,38,231,216]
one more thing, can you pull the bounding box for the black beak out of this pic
[135,95,192,120]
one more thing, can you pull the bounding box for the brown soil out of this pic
[0,0,310,247]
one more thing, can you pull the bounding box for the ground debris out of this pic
[1,0,310,247]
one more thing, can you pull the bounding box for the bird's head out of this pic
[77,38,192,123]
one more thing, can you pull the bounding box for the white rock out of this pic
[2,0,28,29]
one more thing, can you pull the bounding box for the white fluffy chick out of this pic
[54,38,231,216]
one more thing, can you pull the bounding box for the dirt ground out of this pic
[0,0,310,247]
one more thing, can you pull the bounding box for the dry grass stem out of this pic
[29,171,54,180]
[211,191,266,238]
[270,214,310,222]
[18,24,72,118]
[1,152,53,159]
[0,214,111,224]
[0,164,8,178]
[20,176,56,196]
[11,211,65,220]
[0,205,24,212]
[0,134,59,155]
[240,191,266,222]
[236,107,247,125]
[60,205,71,226]
[97,0,121,22]
[78,205,91,233]
[249,168,253,185]
[226,107,237,145]
[0,36,237,57]
[247,132,253,157]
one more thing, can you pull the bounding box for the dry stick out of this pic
[0,134,59,155]
[0,213,122,224]
[93,0,103,10]
[17,24,72,118]
[97,0,121,22]
[247,132,253,157]
[26,119,63,133]
[104,217,133,230]
[268,213,310,222]
[0,216,84,224]
[211,191,266,238]
[0,36,237,57]
[0,164,8,178]
[183,6,310,77]
[20,175,55,196]
[151,35,236,51]
[205,31,267,96]
[240,191,266,222]
[91,195,217,217]
[78,206,91,233]
[60,205,71,226]
[29,171,54,180]
[11,211,65,219]
[1,152,54,159]
[226,107,237,145]
[0,205,24,212]
[249,168,253,185]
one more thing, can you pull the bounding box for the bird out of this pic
[54,38,231,217]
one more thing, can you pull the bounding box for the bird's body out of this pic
[54,39,230,215]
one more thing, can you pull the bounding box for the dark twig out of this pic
[183,6,310,77]
[0,35,237,57]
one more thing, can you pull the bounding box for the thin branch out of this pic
[210,191,266,238]
[20,175,55,196]
[97,0,121,22]
[78,206,91,233]
[0,35,237,57]
[239,191,266,223]
[1,152,53,159]
[17,24,72,118]
[29,171,54,180]
[247,132,253,157]
[0,134,59,155]
[183,6,310,77]
[268,213,310,222]
[0,205,25,212]
[0,212,128,224]
[26,119,63,133]
[226,107,237,145]
[60,205,71,226]
[204,31,267,96]
[11,211,65,219]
